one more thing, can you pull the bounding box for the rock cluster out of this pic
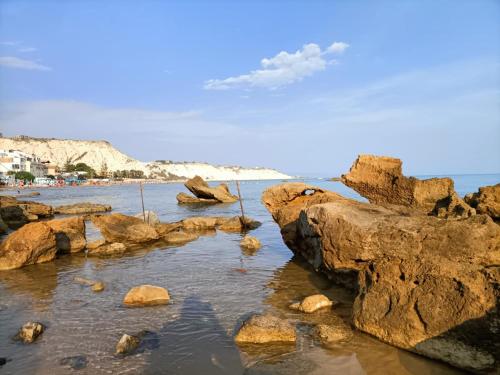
[176,176,238,204]
[262,155,500,372]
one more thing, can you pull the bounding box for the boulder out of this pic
[240,236,262,251]
[0,196,53,228]
[123,285,170,306]
[465,183,500,221]
[341,155,475,218]
[179,176,238,203]
[91,214,159,244]
[87,242,127,257]
[116,334,140,355]
[234,314,296,343]
[133,210,160,225]
[289,294,333,313]
[0,222,57,270]
[312,323,353,343]
[176,192,219,205]
[46,216,86,253]
[15,322,44,343]
[54,202,111,215]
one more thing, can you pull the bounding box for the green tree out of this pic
[15,171,35,182]
[73,163,95,178]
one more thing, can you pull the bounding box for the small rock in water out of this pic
[59,355,88,370]
[92,281,105,292]
[240,235,262,251]
[289,294,334,313]
[312,323,353,343]
[235,313,296,343]
[116,334,141,355]
[16,322,44,343]
[123,285,170,306]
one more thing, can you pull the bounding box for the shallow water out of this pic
[1,175,497,374]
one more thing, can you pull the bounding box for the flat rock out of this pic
[16,322,44,343]
[46,216,86,253]
[0,222,57,270]
[312,323,353,343]
[235,314,296,344]
[176,192,219,205]
[87,242,127,257]
[289,294,333,313]
[240,235,262,251]
[91,214,159,244]
[123,285,170,306]
[54,202,112,215]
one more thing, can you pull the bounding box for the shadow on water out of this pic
[143,295,245,375]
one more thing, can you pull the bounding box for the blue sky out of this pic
[0,0,499,176]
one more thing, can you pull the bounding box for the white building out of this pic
[0,149,48,178]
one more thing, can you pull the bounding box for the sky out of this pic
[0,0,499,177]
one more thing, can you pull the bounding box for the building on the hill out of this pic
[0,149,50,178]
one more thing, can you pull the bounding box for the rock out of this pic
[134,210,160,225]
[74,276,98,286]
[263,182,500,371]
[0,222,57,270]
[176,192,219,205]
[59,355,88,370]
[0,215,7,234]
[0,196,53,229]
[16,322,44,343]
[53,202,111,215]
[87,242,127,257]
[181,216,219,230]
[289,294,333,313]
[0,357,6,366]
[154,222,183,236]
[46,216,86,253]
[341,155,474,218]
[123,285,170,306]
[235,314,296,343]
[178,176,238,204]
[240,236,261,251]
[91,214,159,244]
[116,334,141,355]
[464,183,500,221]
[162,230,200,246]
[217,216,261,232]
[92,281,105,292]
[312,323,353,343]
[86,239,106,250]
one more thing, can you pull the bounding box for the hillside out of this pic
[0,136,292,180]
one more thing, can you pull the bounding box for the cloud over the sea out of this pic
[204,41,349,90]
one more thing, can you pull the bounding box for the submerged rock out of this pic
[54,202,111,215]
[0,222,57,270]
[59,355,88,370]
[91,214,159,244]
[74,276,105,292]
[312,323,353,343]
[177,176,238,204]
[240,235,261,251]
[289,294,333,313]
[16,322,44,343]
[341,154,474,218]
[116,334,141,355]
[235,314,296,343]
[162,230,200,246]
[46,216,86,253]
[465,183,500,221]
[123,285,170,306]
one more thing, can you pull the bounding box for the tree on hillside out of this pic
[15,171,35,182]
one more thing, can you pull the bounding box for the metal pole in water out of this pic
[140,181,146,223]
[236,180,246,230]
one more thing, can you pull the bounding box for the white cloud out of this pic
[204,41,349,90]
[327,42,350,54]
[0,41,20,46]
[18,47,37,53]
[0,56,51,71]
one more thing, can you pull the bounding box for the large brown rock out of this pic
[46,216,86,253]
[181,176,238,203]
[465,183,500,221]
[0,196,53,228]
[341,155,475,218]
[0,222,57,270]
[262,182,500,371]
[54,202,111,215]
[91,214,159,244]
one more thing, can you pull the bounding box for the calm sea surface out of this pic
[0,175,498,374]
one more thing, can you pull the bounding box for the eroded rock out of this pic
[91,214,159,244]
[123,285,170,306]
[46,216,86,253]
[54,203,111,215]
[289,294,333,313]
[465,183,500,221]
[0,196,53,229]
[177,176,238,204]
[0,222,57,270]
[235,314,296,344]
